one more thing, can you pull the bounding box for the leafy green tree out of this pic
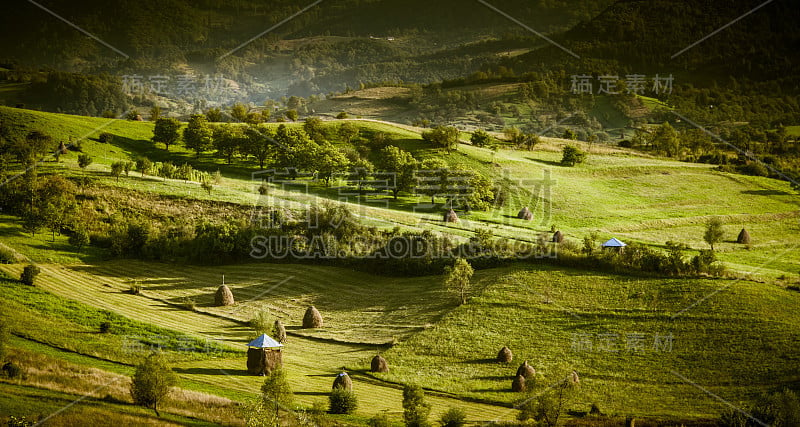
[152,118,181,151]
[149,105,161,121]
[652,122,680,157]
[177,163,194,182]
[261,367,293,419]
[379,146,417,199]
[465,172,495,211]
[402,384,431,427]
[350,158,374,193]
[205,107,223,123]
[243,125,276,169]
[20,264,40,286]
[212,124,243,164]
[443,258,474,305]
[130,352,177,417]
[314,142,350,186]
[230,103,249,122]
[416,158,448,205]
[562,129,577,140]
[68,227,90,252]
[110,161,125,181]
[77,154,93,170]
[0,316,8,362]
[560,145,586,166]
[273,125,318,172]
[303,117,326,142]
[439,407,466,427]
[183,114,213,156]
[285,109,299,122]
[38,175,77,240]
[470,128,493,147]
[135,157,153,176]
[422,126,459,153]
[329,388,358,414]
[518,375,575,426]
[338,122,360,143]
[704,217,725,251]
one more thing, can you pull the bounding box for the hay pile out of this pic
[737,228,751,244]
[214,285,235,306]
[444,209,459,223]
[517,207,533,220]
[512,374,526,392]
[516,360,535,379]
[569,370,580,385]
[303,306,323,328]
[370,355,389,373]
[497,346,513,363]
[552,230,564,243]
[273,320,287,343]
[332,372,353,391]
[246,347,283,375]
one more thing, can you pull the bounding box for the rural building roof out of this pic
[248,334,284,349]
[601,237,627,247]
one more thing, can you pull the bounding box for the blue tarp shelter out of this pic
[248,334,283,349]
[601,238,627,248]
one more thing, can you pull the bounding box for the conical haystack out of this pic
[273,320,287,343]
[516,360,535,379]
[569,370,580,385]
[57,141,68,155]
[444,209,459,223]
[302,306,323,328]
[552,230,564,243]
[370,355,389,373]
[512,374,527,392]
[497,346,513,363]
[517,207,533,220]
[332,372,353,391]
[737,228,751,244]
[215,284,235,306]
[246,347,282,376]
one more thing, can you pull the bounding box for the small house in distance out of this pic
[246,334,283,376]
[601,237,627,252]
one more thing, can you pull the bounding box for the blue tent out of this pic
[248,334,283,349]
[601,237,627,248]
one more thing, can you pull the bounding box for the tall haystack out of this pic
[444,209,459,223]
[57,141,68,155]
[273,320,287,343]
[215,284,235,306]
[552,230,564,243]
[303,306,323,328]
[371,355,389,373]
[516,360,535,379]
[511,374,526,392]
[517,207,533,220]
[332,372,353,391]
[737,228,751,244]
[497,346,513,363]
[246,347,282,376]
[569,370,580,385]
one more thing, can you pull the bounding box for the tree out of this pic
[285,109,299,122]
[443,258,474,305]
[38,175,77,240]
[77,154,93,170]
[338,122,360,143]
[652,122,680,157]
[149,106,161,121]
[135,157,153,176]
[0,316,8,362]
[205,107,223,123]
[560,145,586,166]
[243,125,276,169]
[183,114,213,156]
[518,375,576,426]
[379,146,417,199]
[314,143,350,186]
[350,158,374,193]
[416,158,448,205]
[201,179,213,195]
[329,388,358,414]
[704,217,725,251]
[303,117,326,142]
[439,407,466,427]
[68,227,90,252]
[273,125,318,172]
[110,161,125,181]
[562,129,577,140]
[212,124,243,164]
[177,163,194,182]
[152,118,181,151]
[260,367,293,419]
[130,352,177,417]
[20,264,40,286]
[470,128,493,147]
[403,384,431,427]
[422,126,459,153]
[230,103,249,122]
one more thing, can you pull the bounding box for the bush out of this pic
[439,407,466,427]
[20,264,40,286]
[561,145,586,166]
[130,352,177,416]
[368,414,393,427]
[329,388,358,414]
[2,362,22,379]
[250,309,271,334]
[98,132,114,143]
[99,322,112,333]
[403,384,431,427]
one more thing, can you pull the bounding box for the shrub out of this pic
[2,362,21,379]
[99,322,112,333]
[403,384,431,427]
[180,297,197,311]
[20,264,41,286]
[561,145,586,166]
[329,388,358,414]
[336,111,349,119]
[368,414,393,427]
[439,407,466,427]
[98,132,114,143]
[250,309,272,334]
[130,352,177,416]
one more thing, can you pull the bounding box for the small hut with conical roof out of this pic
[246,334,283,376]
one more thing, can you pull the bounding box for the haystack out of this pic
[516,360,535,379]
[370,355,389,373]
[303,306,323,328]
[552,230,564,243]
[511,374,526,392]
[214,284,235,306]
[497,346,513,363]
[246,347,282,376]
[273,320,287,343]
[517,207,533,220]
[57,141,68,155]
[737,228,751,244]
[569,370,580,385]
[444,209,459,223]
[332,372,353,391]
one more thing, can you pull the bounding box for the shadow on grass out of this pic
[741,189,793,196]
[174,367,249,376]
[464,358,499,365]
[525,157,563,167]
